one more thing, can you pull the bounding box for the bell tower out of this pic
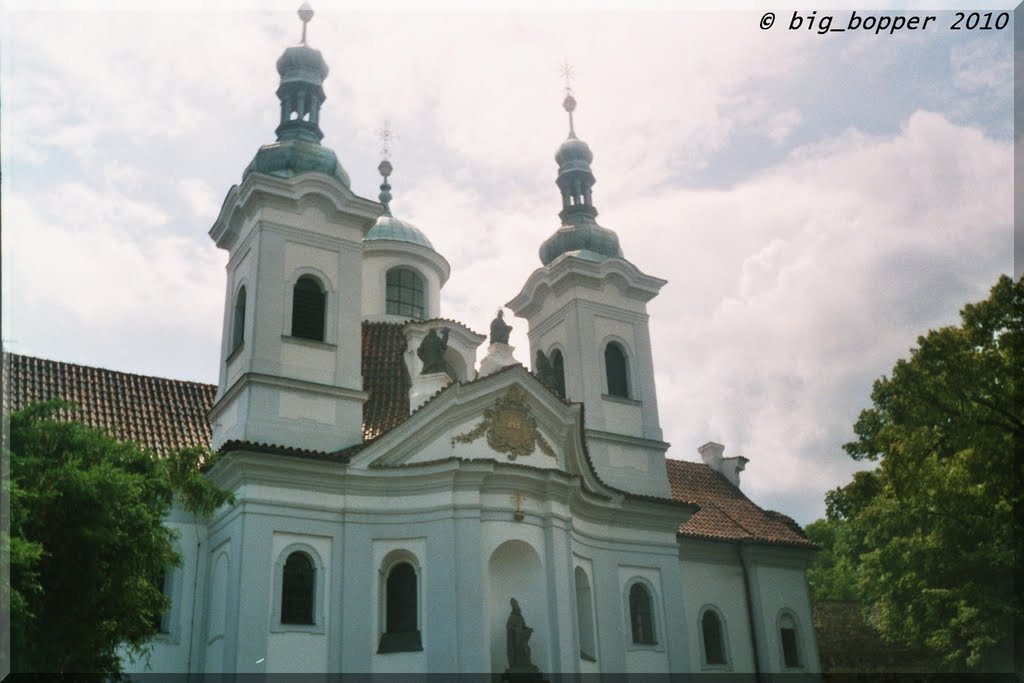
[507,87,670,497]
[207,5,382,453]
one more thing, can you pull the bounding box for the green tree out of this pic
[804,517,859,602]
[7,400,232,674]
[828,274,1022,671]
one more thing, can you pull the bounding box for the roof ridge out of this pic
[4,352,217,390]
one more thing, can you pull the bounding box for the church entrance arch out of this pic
[487,539,547,673]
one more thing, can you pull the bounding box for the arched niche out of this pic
[487,539,546,673]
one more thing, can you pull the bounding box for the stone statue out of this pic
[490,309,512,345]
[417,327,449,375]
[505,597,539,674]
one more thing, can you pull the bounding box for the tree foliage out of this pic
[7,400,233,674]
[827,275,1022,671]
[804,517,859,602]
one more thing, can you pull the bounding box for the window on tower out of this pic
[605,342,630,398]
[386,267,425,320]
[291,275,326,342]
[231,286,246,353]
[550,348,566,399]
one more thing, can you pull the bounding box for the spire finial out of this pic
[298,3,314,45]
[377,121,395,214]
[560,59,577,138]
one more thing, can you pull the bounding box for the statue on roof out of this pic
[417,327,450,375]
[490,309,512,345]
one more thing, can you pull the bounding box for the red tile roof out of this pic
[361,321,410,440]
[2,352,216,456]
[665,458,814,548]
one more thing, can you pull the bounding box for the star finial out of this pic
[560,59,577,138]
[560,59,576,96]
[298,3,314,45]
[378,120,397,161]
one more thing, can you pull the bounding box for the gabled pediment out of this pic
[348,365,610,495]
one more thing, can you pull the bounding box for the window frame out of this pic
[230,284,247,355]
[624,578,660,649]
[777,609,804,670]
[385,266,427,320]
[377,551,423,654]
[574,565,598,662]
[549,346,567,399]
[283,268,334,345]
[602,339,632,400]
[270,543,326,634]
[698,604,731,670]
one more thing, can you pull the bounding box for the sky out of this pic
[1,2,1015,525]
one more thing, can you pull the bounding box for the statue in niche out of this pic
[490,309,512,345]
[505,597,539,674]
[417,327,450,375]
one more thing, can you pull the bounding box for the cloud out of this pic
[1,9,1013,526]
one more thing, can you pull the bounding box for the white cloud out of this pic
[1,9,1013,524]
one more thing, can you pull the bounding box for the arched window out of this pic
[231,286,246,352]
[551,349,566,399]
[574,567,596,661]
[629,582,656,645]
[291,275,326,342]
[386,268,425,319]
[281,552,315,625]
[379,561,421,652]
[605,342,630,398]
[779,612,801,668]
[701,608,727,666]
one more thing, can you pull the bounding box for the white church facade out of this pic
[4,6,820,677]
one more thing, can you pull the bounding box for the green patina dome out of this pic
[539,219,623,266]
[555,135,594,167]
[364,214,434,250]
[243,139,351,187]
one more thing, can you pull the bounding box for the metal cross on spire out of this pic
[560,59,578,138]
[298,2,314,45]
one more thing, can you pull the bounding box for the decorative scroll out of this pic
[451,387,555,460]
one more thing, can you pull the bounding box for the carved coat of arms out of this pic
[451,387,555,460]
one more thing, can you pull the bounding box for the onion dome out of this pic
[539,91,623,266]
[364,159,435,250]
[243,4,351,187]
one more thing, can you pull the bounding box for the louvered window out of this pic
[551,349,566,399]
[281,552,315,625]
[291,276,326,342]
[386,268,425,319]
[605,342,630,398]
[231,286,246,352]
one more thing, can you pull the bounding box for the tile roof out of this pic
[361,321,410,440]
[665,458,814,548]
[2,353,216,456]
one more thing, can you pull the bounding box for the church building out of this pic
[4,6,820,676]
